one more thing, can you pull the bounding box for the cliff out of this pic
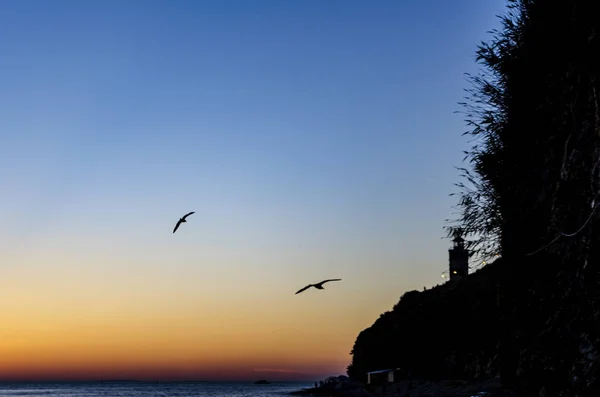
[346,1,600,395]
[347,259,505,383]
[347,253,600,396]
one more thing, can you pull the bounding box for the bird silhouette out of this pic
[173,211,195,233]
[295,279,342,295]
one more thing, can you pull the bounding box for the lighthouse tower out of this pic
[448,234,469,280]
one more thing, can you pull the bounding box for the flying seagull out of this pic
[295,279,342,295]
[173,211,195,233]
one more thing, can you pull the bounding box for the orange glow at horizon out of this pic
[0,306,352,381]
[0,313,352,381]
[0,252,412,382]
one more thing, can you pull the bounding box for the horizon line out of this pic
[0,378,317,383]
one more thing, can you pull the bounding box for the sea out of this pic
[0,382,313,397]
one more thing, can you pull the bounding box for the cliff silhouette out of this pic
[347,260,504,383]
[348,1,600,396]
[348,252,600,396]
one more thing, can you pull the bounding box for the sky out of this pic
[0,0,507,382]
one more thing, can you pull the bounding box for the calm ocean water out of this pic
[0,382,313,397]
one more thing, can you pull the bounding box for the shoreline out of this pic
[290,378,511,397]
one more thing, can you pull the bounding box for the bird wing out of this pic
[295,284,313,295]
[182,211,195,220]
[173,219,182,233]
[321,278,342,284]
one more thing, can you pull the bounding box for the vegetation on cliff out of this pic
[347,260,504,382]
[348,1,600,396]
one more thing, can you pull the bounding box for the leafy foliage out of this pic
[445,0,523,260]
[447,0,600,266]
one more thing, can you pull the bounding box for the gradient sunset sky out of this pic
[0,0,506,382]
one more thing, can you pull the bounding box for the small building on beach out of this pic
[366,368,401,384]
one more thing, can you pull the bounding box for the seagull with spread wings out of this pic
[295,279,342,295]
[173,211,195,233]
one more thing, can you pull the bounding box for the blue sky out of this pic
[0,0,508,289]
[0,0,507,379]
